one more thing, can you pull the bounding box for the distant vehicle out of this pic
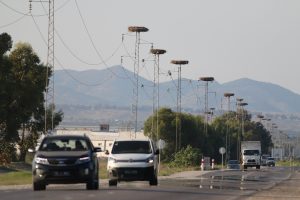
[266,157,276,167]
[227,160,240,169]
[241,141,261,169]
[261,154,270,166]
[106,139,159,186]
[29,134,101,191]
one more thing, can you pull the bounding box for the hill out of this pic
[54,66,300,113]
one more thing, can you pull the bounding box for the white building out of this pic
[55,128,148,156]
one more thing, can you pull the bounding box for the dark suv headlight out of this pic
[76,156,91,164]
[35,157,49,165]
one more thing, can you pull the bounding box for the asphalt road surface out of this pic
[1,166,299,200]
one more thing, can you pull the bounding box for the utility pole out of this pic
[128,26,149,138]
[171,60,188,152]
[224,92,235,161]
[237,100,248,161]
[199,77,214,136]
[150,49,166,141]
[29,0,55,134]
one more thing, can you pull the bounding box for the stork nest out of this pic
[170,60,189,65]
[128,26,149,32]
[224,92,235,97]
[199,77,214,82]
[151,49,166,55]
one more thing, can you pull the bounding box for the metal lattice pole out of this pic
[224,93,235,161]
[29,0,55,134]
[151,49,166,141]
[199,77,214,136]
[171,60,188,152]
[128,26,148,138]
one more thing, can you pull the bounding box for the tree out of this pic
[0,33,63,163]
[144,107,206,161]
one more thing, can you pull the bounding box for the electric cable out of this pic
[30,13,112,86]
[0,13,27,29]
[0,0,71,17]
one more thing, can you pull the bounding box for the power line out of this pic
[56,30,123,66]
[34,1,127,85]
[0,12,27,29]
[74,0,129,80]
[30,13,113,87]
[0,0,71,17]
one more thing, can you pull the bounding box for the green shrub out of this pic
[0,140,16,165]
[169,145,201,167]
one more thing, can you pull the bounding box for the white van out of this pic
[106,139,159,186]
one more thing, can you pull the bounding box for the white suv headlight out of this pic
[146,156,154,163]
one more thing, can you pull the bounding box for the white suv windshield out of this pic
[111,141,152,154]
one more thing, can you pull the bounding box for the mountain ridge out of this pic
[54,66,300,113]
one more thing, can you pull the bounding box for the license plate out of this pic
[124,170,137,175]
[53,171,70,176]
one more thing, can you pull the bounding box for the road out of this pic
[0,166,299,200]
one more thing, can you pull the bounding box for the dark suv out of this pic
[29,134,101,191]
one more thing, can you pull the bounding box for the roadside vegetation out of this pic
[0,33,63,166]
[144,108,272,164]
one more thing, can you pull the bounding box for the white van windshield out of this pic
[111,141,152,154]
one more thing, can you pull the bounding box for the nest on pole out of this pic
[150,49,166,55]
[257,114,264,119]
[170,60,189,65]
[128,26,149,32]
[238,102,248,106]
[224,92,235,97]
[199,77,214,82]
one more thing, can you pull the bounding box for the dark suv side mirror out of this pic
[155,149,159,155]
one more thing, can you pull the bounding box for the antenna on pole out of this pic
[128,26,149,138]
[171,60,189,152]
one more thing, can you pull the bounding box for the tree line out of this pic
[144,107,272,165]
[0,33,63,164]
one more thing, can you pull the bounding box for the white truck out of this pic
[241,141,261,169]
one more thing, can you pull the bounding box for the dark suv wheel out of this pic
[33,181,46,191]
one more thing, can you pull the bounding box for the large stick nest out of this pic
[199,77,214,82]
[151,49,166,55]
[170,60,189,65]
[128,26,149,32]
[224,92,235,97]
[238,102,248,106]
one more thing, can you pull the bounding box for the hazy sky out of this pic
[1,0,300,94]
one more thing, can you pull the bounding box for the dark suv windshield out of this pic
[40,138,89,151]
[111,141,152,154]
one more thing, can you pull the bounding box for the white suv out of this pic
[106,139,159,186]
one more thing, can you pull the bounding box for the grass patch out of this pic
[276,160,300,167]
[99,157,108,179]
[0,171,32,185]
[158,163,200,176]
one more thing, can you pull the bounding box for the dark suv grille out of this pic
[48,158,77,165]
